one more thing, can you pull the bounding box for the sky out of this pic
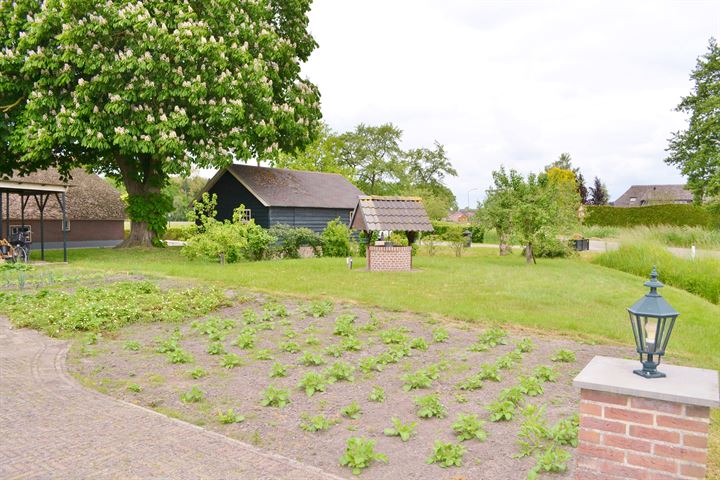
[301,0,720,207]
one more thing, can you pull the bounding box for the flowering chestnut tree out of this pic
[0,0,321,246]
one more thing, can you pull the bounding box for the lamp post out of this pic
[467,188,479,210]
[627,267,679,379]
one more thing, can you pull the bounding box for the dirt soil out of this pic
[68,290,626,480]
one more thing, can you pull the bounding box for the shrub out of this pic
[340,437,388,475]
[585,204,716,228]
[162,225,195,241]
[321,218,352,257]
[268,224,322,258]
[534,237,572,258]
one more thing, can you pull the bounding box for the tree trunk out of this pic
[116,156,162,248]
[120,220,154,247]
[498,231,511,256]
[525,242,536,264]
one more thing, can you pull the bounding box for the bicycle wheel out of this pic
[12,246,28,263]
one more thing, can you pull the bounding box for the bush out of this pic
[534,237,572,258]
[586,204,717,228]
[162,226,195,241]
[268,224,322,258]
[468,225,484,243]
[321,218,352,257]
[358,231,378,257]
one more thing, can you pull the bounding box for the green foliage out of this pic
[126,193,174,242]
[253,349,274,361]
[339,437,388,475]
[324,344,345,358]
[279,341,300,353]
[192,316,236,338]
[260,386,291,408]
[499,386,525,406]
[341,336,363,352]
[321,219,352,257]
[333,314,357,337]
[298,372,327,397]
[217,409,245,424]
[427,440,466,468]
[487,400,516,422]
[127,383,142,393]
[495,354,517,370]
[432,327,449,343]
[207,341,226,355]
[533,365,559,383]
[551,349,576,363]
[519,376,544,397]
[414,393,448,419]
[480,327,508,347]
[188,367,207,379]
[478,364,502,382]
[300,351,326,367]
[2,281,226,335]
[270,362,288,378]
[369,386,385,402]
[268,224,322,258]
[324,361,355,383]
[383,418,417,442]
[300,414,334,432]
[380,327,409,345]
[527,445,571,480]
[221,353,243,369]
[123,340,141,351]
[585,204,716,228]
[302,300,334,318]
[516,338,535,353]
[409,337,429,350]
[457,373,484,391]
[359,356,384,373]
[180,386,205,404]
[341,401,363,419]
[550,414,580,447]
[304,335,321,346]
[233,331,256,350]
[452,413,488,442]
[263,301,289,318]
[167,348,194,364]
[402,369,434,391]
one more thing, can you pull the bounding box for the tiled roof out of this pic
[614,185,693,207]
[206,164,363,209]
[351,196,433,232]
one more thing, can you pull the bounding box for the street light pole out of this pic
[467,188,479,210]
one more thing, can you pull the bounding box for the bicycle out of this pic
[3,231,31,264]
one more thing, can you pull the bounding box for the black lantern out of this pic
[627,267,679,379]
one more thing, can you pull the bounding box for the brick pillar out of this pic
[574,356,718,480]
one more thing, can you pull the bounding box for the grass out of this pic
[32,246,720,370]
[579,224,720,249]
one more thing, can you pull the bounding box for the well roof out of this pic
[351,196,433,232]
[5,169,126,221]
[202,164,364,209]
[613,185,693,207]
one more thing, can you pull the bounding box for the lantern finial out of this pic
[644,266,663,295]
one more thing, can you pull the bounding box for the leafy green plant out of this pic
[380,327,409,345]
[300,414,335,432]
[432,327,449,343]
[242,309,258,325]
[519,376,544,397]
[127,383,142,393]
[487,400,516,421]
[300,351,326,366]
[263,301,288,318]
[382,343,411,363]
[218,408,245,424]
[156,331,182,353]
[221,353,243,369]
[253,349,274,361]
[260,386,291,408]
[383,418,417,442]
[551,349,576,363]
[324,344,345,358]
[410,337,429,350]
[550,414,579,447]
[270,362,288,378]
[188,367,208,379]
[532,365,559,383]
[516,405,550,458]
[457,373,484,391]
[359,356,383,373]
[167,348,194,364]
[369,386,385,402]
[402,369,433,391]
[452,413,488,442]
[517,338,535,353]
[339,437,388,475]
[341,401,362,419]
[305,335,321,346]
[180,386,205,403]
[302,300,333,318]
[123,340,141,351]
[479,327,507,347]
[498,386,525,406]
[341,336,363,352]
[468,340,489,352]
[207,341,226,355]
[279,341,300,353]
[233,331,256,350]
[298,372,328,397]
[333,314,357,337]
[427,440,466,467]
[527,445,571,480]
[495,353,517,370]
[325,361,355,383]
[415,393,448,419]
[283,328,297,339]
[478,363,501,382]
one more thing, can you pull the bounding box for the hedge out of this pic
[585,204,718,228]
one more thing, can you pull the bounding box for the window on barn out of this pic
[238,209,252,222]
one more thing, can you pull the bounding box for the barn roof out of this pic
[202,164,364,209]
[351,196,433,232]
[613,185,693,207]
[6,168,126,221]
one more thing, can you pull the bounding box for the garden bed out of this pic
[67,287,625,479]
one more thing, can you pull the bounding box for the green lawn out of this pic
[34,247,720,371]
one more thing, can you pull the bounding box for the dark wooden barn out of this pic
[200,164,364,232]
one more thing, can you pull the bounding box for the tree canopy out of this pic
[665,37,720,209]
[0,0,321,245]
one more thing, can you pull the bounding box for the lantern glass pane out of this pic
[643,316,658,353]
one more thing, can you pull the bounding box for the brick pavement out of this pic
[0,317,346,480]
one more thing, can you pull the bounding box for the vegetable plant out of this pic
[432,327,449,343]
[242,309,258,325]
[233,331,256,350]
[402,369,433,391]
[180,386,205,403]
[457,373,484,391]
[279,341,300,353]
[218,409,245,424]
[304,335,321,346]
[359,356,383,373]
[498,386,525,406]
[519,376,544,397]
[339,437,387,475]
[325,361,355,383]
[550,414,579,447]
[380,327,409,345]
[261,386,291,408]
[427,440,465,468]
[300,414,335,432]
[300,351,326,366]
[127,383,142,393]
[487,400,516,421]
[478,363,501,382]
[207,341,226,355]
[333,314,357,337]
[263,301,288,318]
[415,393,448,419]
[495,354,516,370]
[324,344,345,358]
[527,445,571,480]
[532,365,559,383]
[341,336,362,352]
[369,386,385,403]
[452,413,488,442]
[551,349,576,363]
[298,372,327,397]
[123,340,141,351]
[479,327,507,347]
[383,418,417,442]
[409,337,429,350]
[188,367,208,379]
[516,338,535,353]
[167,349,194,364]
[253,349,274,361]
[302,300,333,318]
[341,401,362,419]
[270,362,288,378]
[221,353,243,369]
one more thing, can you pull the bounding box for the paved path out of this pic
[0,318,346,480]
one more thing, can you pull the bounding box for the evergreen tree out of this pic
[589,177,610,205]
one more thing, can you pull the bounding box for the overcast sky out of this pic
[301,0,720,207]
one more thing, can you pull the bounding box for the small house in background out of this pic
[351,196,433,271]
[445,209,475,223]
[199,164,363,232]
[4,168,125,249]
[613,185,693,207]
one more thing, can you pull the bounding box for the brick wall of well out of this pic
[366,246,412,272]
[576,388,711,480]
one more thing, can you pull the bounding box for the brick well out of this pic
[366,246,412,272]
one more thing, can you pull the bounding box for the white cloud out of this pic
[303,0,720,205]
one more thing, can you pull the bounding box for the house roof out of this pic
[202,164,364,209]
[351,196,433,232]
[614,185,693,207]
[5,168,126,221]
